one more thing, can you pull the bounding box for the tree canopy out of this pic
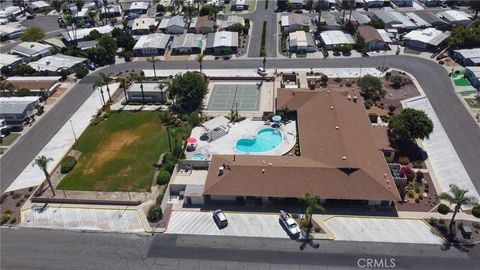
[447,22,480,50]
[367,19,385,29]
[20,27,45,42]
[168,72,207,113]
[199,4,217,17]
[388,108,433,141]
[87,35,117,65]
[357,74,384,102]
[112,28,136,51]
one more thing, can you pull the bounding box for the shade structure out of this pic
[186,137,197,144]
[272,115,282,122]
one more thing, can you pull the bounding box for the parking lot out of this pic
[166,211,289,239]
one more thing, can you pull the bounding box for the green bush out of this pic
[61,156,77,174]
[438,203,450,215]
[156,169,171,185]
[391,75,402,89]
[314,227,321,233]
[472,206,480,218]
[291,213,299,219]
[75,65,89,79]
[147,205,163,222]
[0,193,8,203]
[415,198,420,203]
[3,209,12,215]
[1,213,11,224]
[301,219,310,229]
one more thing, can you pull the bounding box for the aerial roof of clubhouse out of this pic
[204,88,401,203]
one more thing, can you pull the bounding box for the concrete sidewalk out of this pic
[5,83,120,192]
[405,96,480,199]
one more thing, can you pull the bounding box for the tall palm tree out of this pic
[33,155,55,197]
[314,0,326,37]
[147,57,160,78]
[301,193,325,239]
[196,54,204,73]
[99,72,112,102]
[119,78,128,103]
[137,73,146,104]
[439,184,478,241]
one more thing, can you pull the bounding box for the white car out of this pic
[257,67,267,76]
[279,210,301,237]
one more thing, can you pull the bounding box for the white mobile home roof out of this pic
[133,33,171,50]
[28,1,50,10]
[0,6,22,18]
[132,18,158,31]
[454,48,480,64]
[390,11,417,29]
[352,12,371,25]
[403,28,450,46]
[437,10,471,22]
[206,31,238,48]
[378,29,393,43]
[320,31,355,46]
[0,54,22,68]
[127,2,150,10]
[10,42,53,58]
[61,25,115,42]
[406,12,431,27]
[28,54,87,72]
[171,33,203,49]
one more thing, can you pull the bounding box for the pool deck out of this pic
[186,119,297,160]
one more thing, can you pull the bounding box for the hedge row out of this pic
[260,21,267,57]
[61,156,77,174]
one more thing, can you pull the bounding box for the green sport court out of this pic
[207,84,261,111]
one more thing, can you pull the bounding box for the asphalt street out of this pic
[1,228,478,270]
[245,1,278,57]
[2,56,480,197]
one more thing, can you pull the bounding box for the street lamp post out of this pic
[69,120,78,145]
[359,65,363,78]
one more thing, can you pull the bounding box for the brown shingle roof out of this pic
[6,77,60,90]
[358,25,383,43]
[371,126,397,152]
[204,89,400,201]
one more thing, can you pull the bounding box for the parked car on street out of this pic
[279,210,301,237]
[213,209,228,227]
[257,67,267,76]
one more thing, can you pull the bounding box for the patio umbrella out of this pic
[186,137,197,144]
[272,115,282,122]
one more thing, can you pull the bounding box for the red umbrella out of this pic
[186,137,197,144]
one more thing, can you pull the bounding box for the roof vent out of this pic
[326,90,330,93]
[218,166,224,176]
[347,95,351,101]
[342,156,347,160]
[30,44,34,48]
[330,106,334,110]
[268,162,272,166]
[262,169,265,174]
[353,96,358,103]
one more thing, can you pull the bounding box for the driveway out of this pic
[325,217,444,244]
[166,211,289,238]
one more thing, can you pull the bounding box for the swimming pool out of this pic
[236,128,283,153]
[192,153,206,160]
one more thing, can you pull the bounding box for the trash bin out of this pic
[460,224,472,239]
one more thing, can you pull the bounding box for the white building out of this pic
[10,42,54,61]
[0,54,23,70]
[289,31,317,53]
[437,10,472,26]
[133,33,171,56]
[125,1,150,14]
[453,48,480,66]
[0,97,41,125]
[232,0,250,11]
[28,1,51,12]
[28,54,87,74]
[0,6,22,21]
[205,31,238,55]
[171,33,203,55]
[320,30,355,49]
[403,28,450,51]
[0,23,25,41]
[281,14,310,33]
[465,67,480,89]
[6,76,62,98]
[159,16,185,34]
[218,16,244,30]
[131,18,158,35]
[60,25,115,43]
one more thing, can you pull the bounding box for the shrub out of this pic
[0,213,11,224]
[472,206,480,218]
[416,171,424,181]
[147,205,163,222]
[156,169,171,185]
[334,77,342,82]
[400,166,415,181]
[3,209,12,215]
[415,198,420,203]
[398,156,410,165]
[438,203,450,215]
[391,75,402,89]
[301,219,310,229]
[75,65,89,79]
[320,74,329,82]
[314,227,321,233]
[61,156,77,174]
[291,213,299,219]
[0,193,8,203]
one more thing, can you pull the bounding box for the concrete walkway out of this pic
[22,204,146,233]
[405,96,480,199]
[5,83,120,192]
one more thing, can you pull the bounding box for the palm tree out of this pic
[99,72,112,102]
[196,54,204,73]
[439,184,478,241]
[147,57,160,78]
[314,0,326,37]
[301,193,325,239]
[137,74,146,104]
[33,155,56,197]
[119,78,128,103]
[262,56,266,70]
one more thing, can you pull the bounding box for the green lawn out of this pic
[465,98,480,108]
[57,111,190,192]
[0,133,20,146]
[454,77,471,86]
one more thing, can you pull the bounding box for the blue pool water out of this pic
[192,153,206,160]
[236,128,283,153]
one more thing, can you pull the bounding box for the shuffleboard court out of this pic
[207,84,261,111]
